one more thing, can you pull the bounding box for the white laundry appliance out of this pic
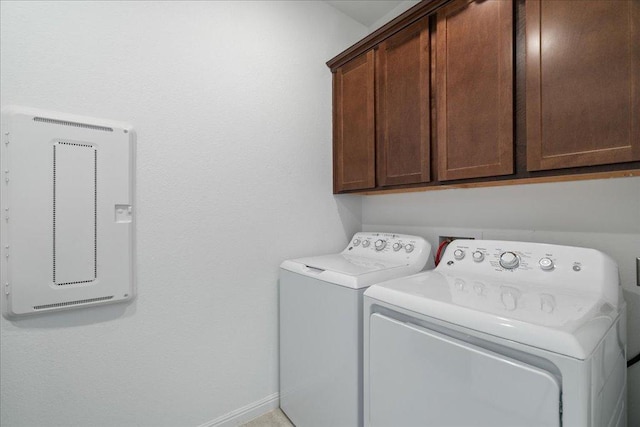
[364,240,626,427]
[280,232,432,427]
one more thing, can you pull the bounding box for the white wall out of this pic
[0,1,366,426]
[362,176,640,424]
[368,0,420,32]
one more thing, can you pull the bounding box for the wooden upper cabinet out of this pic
[376,17,431,186]
[436,0,514,181]
[526,0,640,171]
[327,0,639,194]
[333,51,376,193]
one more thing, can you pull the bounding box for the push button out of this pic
[539,257,554,271]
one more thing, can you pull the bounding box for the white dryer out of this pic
[280,232,432,427]
[364,240,626,427]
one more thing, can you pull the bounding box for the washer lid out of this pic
[280,254,412,289]
[364,270,621,359]
[295,254,403,275]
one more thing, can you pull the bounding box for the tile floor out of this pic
[242,409,294,427]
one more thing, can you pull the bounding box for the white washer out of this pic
[364,240,627,427]
[280,232,433,427]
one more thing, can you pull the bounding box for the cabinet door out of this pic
[526,0,640,171]
[436,0,514,181]
[376,18,431,187]
[333,51,375,193]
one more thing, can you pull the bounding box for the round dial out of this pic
[472,251,485,262]
[453,249,465,260]
[405,244,414,253]
[353,239,361,246]
[374,239,387,251]
[362,240,370,248]
[392,242,402,251]
[499,252,520,269]
[539,257,554,271]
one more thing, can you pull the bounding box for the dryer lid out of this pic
[364,270,622,359]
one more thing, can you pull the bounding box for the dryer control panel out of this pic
[438,240,619,308]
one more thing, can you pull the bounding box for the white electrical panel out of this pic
[1,107,136,317]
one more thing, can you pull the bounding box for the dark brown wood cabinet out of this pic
[327,0,640,194]
[333,51,375,192]
[436,0,513,181]
[376,17,431,186]
[526,0,640,171]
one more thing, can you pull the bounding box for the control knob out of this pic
[472,251,485,262]
[499,252,520,269]
[353,239,361,246]
[362,240,370,248]
[392,242,402,251]
[375,239,387,251]
[453,249,465,260]
[405,244,414,253]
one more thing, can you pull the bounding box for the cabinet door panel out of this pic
[334,51,375,192]
[526,0,640,171]
[437,0,514,181]
[376,18,431,186]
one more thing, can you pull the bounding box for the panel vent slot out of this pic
[53,142,98,286]
[34,116,113,132]
[34,296,114,310]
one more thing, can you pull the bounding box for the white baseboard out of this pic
[199,392,280,427]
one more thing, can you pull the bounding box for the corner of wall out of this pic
[368,0,421,33]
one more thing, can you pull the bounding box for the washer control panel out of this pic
[344,232,429,264]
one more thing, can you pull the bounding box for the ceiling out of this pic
[325,1,407,27]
